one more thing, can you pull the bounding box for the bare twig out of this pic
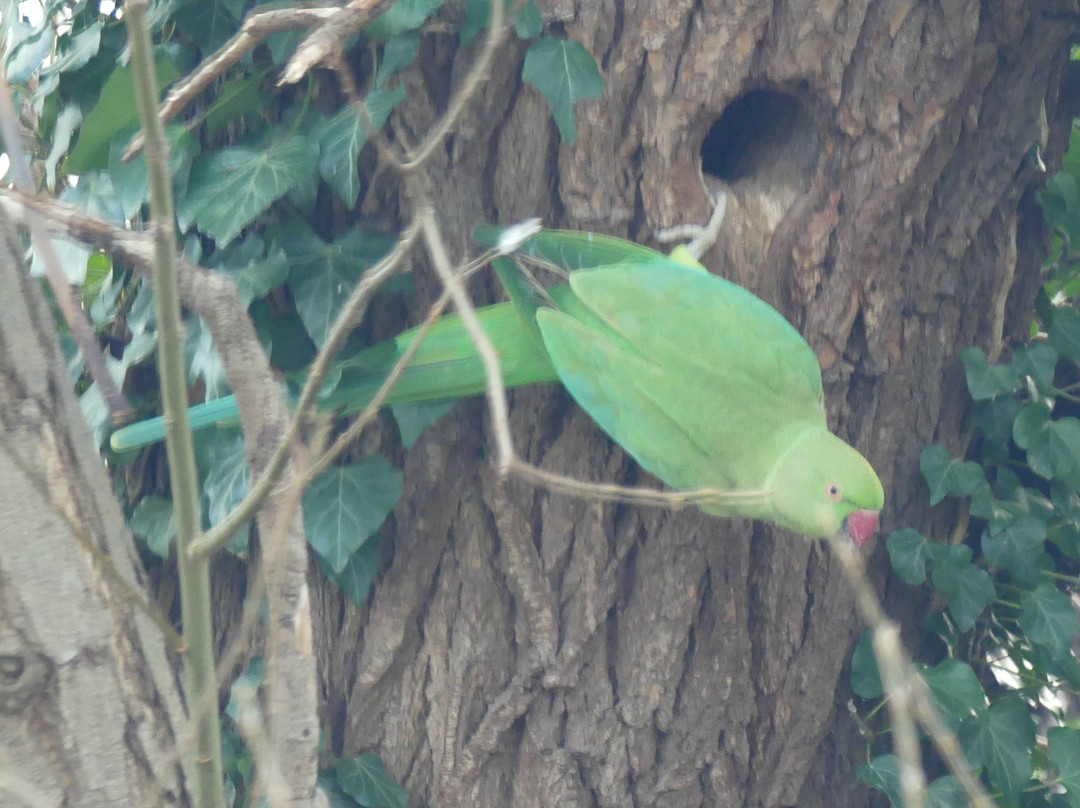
[829,537,995,808]
[399,0,521,171]
[123,6,342,161]
[278,0,397,86]
[188,219,421,556]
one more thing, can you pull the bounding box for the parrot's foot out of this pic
[654,190,728,260]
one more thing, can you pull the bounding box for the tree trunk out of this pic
[309,1,1080,807]
[0,208,187,805]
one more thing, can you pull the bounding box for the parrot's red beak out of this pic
[843,510,880,548]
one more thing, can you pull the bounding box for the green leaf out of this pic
[391,399,458,448]
[303,458,403,573]
[960,346,1019,400]
[376,33,419,87]
[1013,403,1080,480]
[129,496,176,558]
[211,234,290,306]
[321,538,381,607]
[849,629,882,698]
[367,0,446,40]
[336,753,409,808]
[515,1,543,38]
[886,528,932,585]
[1012,342,1059,395]
[1049,727,1080,808]
[108,125,198,221]
[174,0,240,55]
[920,443,987,506]
[184,315,229,400]
[178,135,319,246]
[982,514,1047,585]
[926,776,966,808]
[225,657,266,722]
[921,659,986,728]
[204,71,270,136]
[959,699,1034,806]
[316,86,406,207]
[1050,307,1080,362]
[201,433,251,556]
[522,36,604,144]
[929,544,995,631]
[277,221,398,348]
[1020,582,1079,661]
[64,59,179,174]
[855,755,901,807]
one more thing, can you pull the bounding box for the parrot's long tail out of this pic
[108,301,558,452]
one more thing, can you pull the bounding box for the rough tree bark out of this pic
[305,2,1080,808]
[0,208,187,805]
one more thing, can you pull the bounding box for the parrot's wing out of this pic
[568,260,825,412]
[536,260,826,494]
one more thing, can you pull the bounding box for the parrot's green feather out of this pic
[110,226,885,541]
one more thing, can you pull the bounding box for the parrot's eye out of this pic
[826,483,842,501]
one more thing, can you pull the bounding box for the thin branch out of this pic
[125,4,226,807]
[278,0,397,87]
[398,0,520,171]
[188,219,421,557]
[829,537,995,808]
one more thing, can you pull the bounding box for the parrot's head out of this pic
[770,428,885,545]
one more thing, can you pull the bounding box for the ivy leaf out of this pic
[929,544,995,631]
[958,699,1034,806]
[926,777,966,808]
[522,36,604,144]
[211,234,290,306]
[204,71,270,136]
[1020,583,1079,661]
[129,496,176,558]
[225,657,266,722]
[64,59,179,174]
[277,220,398,348]
[1049,727,1080,808]
[982,514,1047,585]
[1049,306,1080,362]
[515,1,543,38]
[200,432,252,557]
[321,538,381,607]
[855,755,901,807]
[921,659,986,729]
[886,528,932,585]
[179,135,319,246]
[303,458,403,573]
[336,753,409,808]
[316,86,406,207]
[960,346,1019,400]
[1012,342,1059,395]
[184,315,229,401]
[849,629,882,698]
[367,0,445,40]
[1013,403,1080,480]
[174,0,240,54]
[391,399,458,448]
[920,444,987,506]
[376,33,419,87]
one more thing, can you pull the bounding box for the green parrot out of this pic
[109,228,884,544]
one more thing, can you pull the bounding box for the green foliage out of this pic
[857,309,1080,806]
[522,36,605,144]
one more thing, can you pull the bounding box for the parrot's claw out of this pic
[654,191,727,260]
